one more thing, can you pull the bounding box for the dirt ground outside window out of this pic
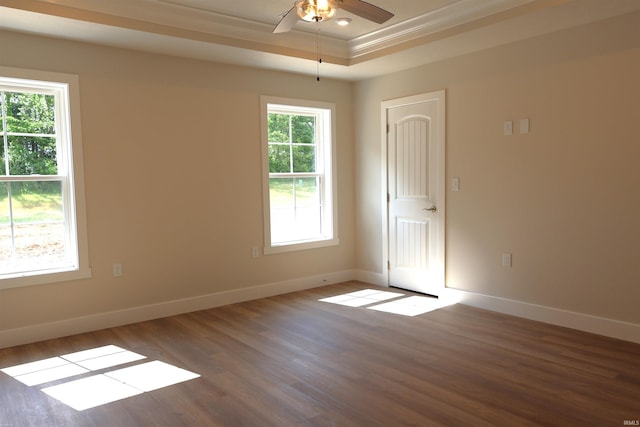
[0,223,66,273]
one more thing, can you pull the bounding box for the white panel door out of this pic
[386,92,445,296]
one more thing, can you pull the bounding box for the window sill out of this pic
[264,237,340,255]
[0,267,92,290]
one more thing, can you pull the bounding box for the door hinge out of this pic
[386,124,390,133]
[387,193,390,203]
[387,260,391,270]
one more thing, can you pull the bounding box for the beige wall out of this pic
[0,31,355,333]
[355,11,640,324]
[2,9,639,343]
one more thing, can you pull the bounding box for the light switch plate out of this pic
[113,263,123,277]
[503,121,513,136]
[520,118,530,134]
[502,253,512,267]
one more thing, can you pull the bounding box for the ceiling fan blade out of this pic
[339,0,394,24]
[273,6,299,33]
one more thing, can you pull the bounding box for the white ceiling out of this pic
[1,0,639,80]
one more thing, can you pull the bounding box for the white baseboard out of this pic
[0,270,356,349]
[3,270,639,349]
[444,287,640,344]
[354,269,387,286]
[353,271,640,344]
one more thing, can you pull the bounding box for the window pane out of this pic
[295,177,320,207]
[269,178,294,209]
[268,144,291,173]
[294,177,321,240]
[270,178,293,244]
[292,145,315,173]
[0,223,66,275]
[291,115,315,144]
[0,182,8,259]
[0,180,66,274]
[15,222,65,260]
[0,183,8,225]
[8,135,58,175]
[268,113,290,143]
[4,92,55,134]
[0,224,10,264]
[11,181,63,223]
[0,142,5,175]
[269,177,323,245]
[295,207,322,237]
[273,206,321,244]
[0,92,4,133]
[270,209,295,244]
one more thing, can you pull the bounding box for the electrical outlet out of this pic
[251,246,260,258]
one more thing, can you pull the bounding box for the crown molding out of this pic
[26,0,543,63]
[348,0,535,58]
[6,0,352,60]
[5,0,638,80]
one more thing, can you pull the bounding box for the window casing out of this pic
[0,67,90,289]
[261,97,338,253]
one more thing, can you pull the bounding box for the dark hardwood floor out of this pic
[1,281,639,426]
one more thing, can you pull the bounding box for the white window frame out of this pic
[260,96,338,254]
[0,67,91,289]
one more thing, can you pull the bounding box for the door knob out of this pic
[422,206,437,213]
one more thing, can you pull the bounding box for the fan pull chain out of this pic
[316,18,322,82]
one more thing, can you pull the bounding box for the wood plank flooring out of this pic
[1,281,640,426]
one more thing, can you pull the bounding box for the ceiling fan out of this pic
[273,0,394,34]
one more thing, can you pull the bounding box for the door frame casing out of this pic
[380,90,446,291]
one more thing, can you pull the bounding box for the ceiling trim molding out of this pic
[348,0,535,58]
[0,0,352,61]
[16,0,547,64]
[3,0,639,80]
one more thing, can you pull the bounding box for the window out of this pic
[0,67,90,289]
[261,97,338,253]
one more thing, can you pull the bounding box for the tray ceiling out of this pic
[1,0,639,80]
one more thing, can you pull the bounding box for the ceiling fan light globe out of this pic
[295,0,338,22]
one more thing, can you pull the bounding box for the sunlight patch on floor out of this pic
[62,344,146,371]
[319,289,405,307]
[320,289,452,317]
[42,374,143,411]
[2,357,89,387]
[1,345,145,387]
[105,360,200,392]
[367,295,447,316]
[1,345,200,411]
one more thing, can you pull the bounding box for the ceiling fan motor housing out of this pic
[273,0,393,34]
[295,0,338,22]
